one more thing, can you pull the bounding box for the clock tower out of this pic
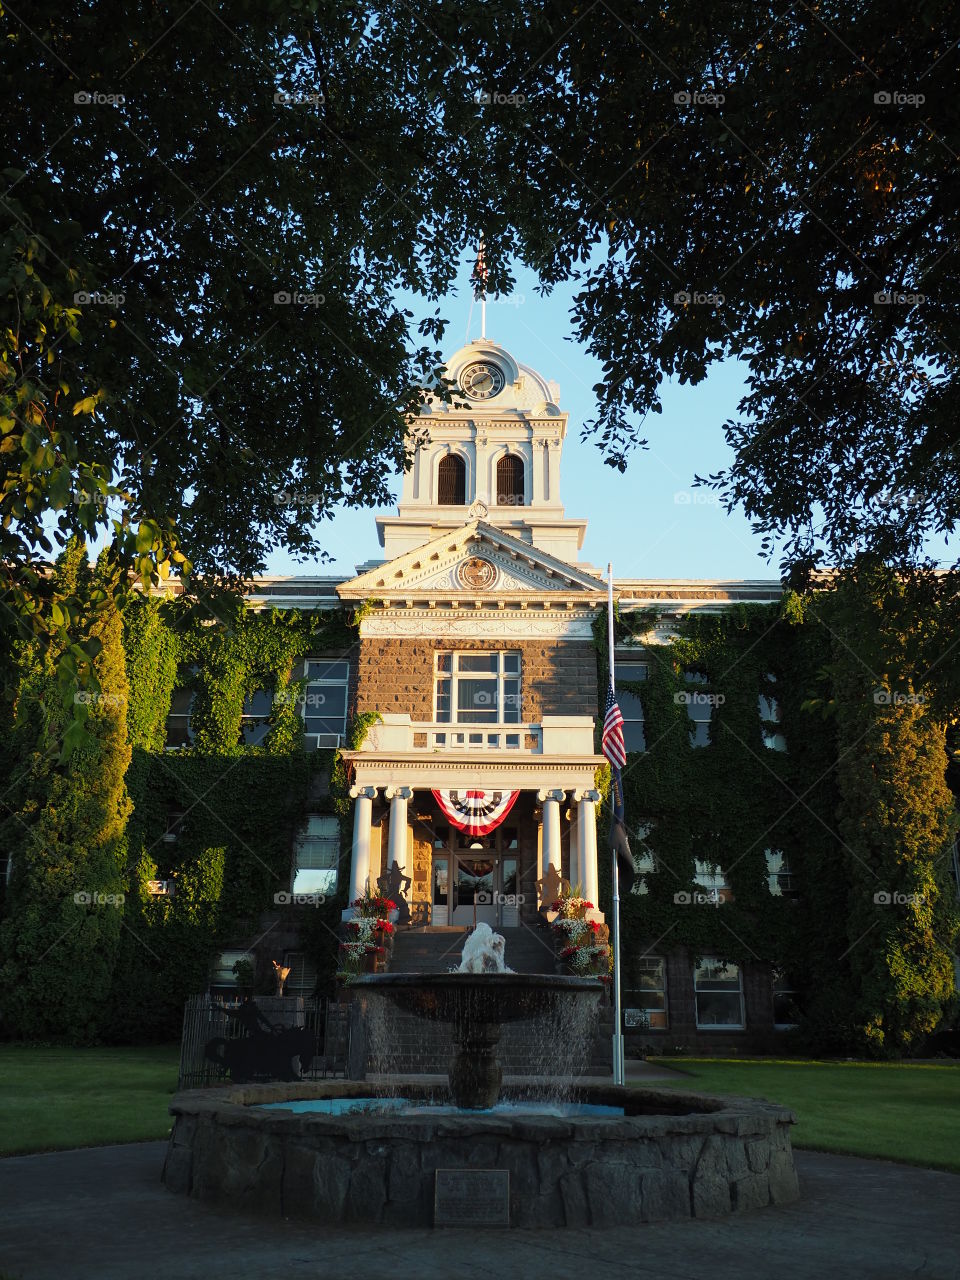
[376,338,589,563]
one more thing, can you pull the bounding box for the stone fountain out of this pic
[162,924,800,1227]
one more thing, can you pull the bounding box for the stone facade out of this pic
[164,1081,800,1228]
[355,636,598,723]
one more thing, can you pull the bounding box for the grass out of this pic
[648,1057,960,1174]
[0,1044,180,1156]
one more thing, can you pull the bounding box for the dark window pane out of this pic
[496,453,524,506]
[438,454,466,505]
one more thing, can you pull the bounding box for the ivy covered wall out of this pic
[0,556,363,1044]
[597,577,960,1058]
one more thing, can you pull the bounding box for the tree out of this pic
[0,540,132,1040]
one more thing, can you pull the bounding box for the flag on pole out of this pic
[473,240,488,298]
[602,686,635,894]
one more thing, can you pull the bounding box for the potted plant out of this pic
[550,888,611,977]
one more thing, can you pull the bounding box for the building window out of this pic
[773,968,800,1029]
[683,669,714,747]
[759,674,786,751]
[618,660,648,751]
[496,453,524,506]
[283,951,318,996]
[165,681,196,750]
[434,651,521,724]
[210,949,249,997]
[301,659,349,748]
[625,957,668,1029]
[292,815,340,895]
[694,958,745,1029]
[240,689,273,746]
[161,810,185,844]
[694,859,729,900]
[765,849,797,898]
[630,823,656,894]
[438,453,466,505]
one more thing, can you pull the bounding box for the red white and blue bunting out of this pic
[431,789,520,837]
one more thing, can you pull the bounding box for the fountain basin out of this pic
[163,1080,800,1227]
[353,971,603,1109]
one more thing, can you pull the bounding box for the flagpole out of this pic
[608,563,625,1086]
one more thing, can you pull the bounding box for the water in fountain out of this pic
[354,923,602,1111]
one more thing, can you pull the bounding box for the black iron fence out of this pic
[177,994,351,1090]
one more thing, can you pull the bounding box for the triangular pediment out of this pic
[337,521,607,601]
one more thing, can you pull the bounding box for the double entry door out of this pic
[432,826,520,927]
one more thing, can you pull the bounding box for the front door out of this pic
[452,857,498,925]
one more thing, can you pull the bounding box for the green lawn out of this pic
[651,1057,960,1174]
[0,1044,180,1156]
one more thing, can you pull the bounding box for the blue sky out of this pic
[263,257,783,583]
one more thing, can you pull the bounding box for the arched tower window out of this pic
[496,453,525,507]
[437,453,466,505]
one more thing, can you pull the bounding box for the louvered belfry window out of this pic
[438,454,466,505]
[496,453,524,506]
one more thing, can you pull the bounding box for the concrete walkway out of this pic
[0,1141,958,1280]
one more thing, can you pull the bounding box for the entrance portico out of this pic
[340,713,606,926]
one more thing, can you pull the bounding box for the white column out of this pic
[568,799,583,892]
[537,788,565,903]
[384,786,412,878]
[577,789,601,908]
[345,786,377,917]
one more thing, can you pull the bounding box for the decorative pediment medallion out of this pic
[458,556,497,591]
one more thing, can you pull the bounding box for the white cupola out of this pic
[376,339,588,563]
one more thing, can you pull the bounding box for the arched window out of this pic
[437,453,466,505]
[496,453,524,506]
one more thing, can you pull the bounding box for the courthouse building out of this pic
[185,337,800,1053]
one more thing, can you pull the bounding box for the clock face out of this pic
[459,361,505,400]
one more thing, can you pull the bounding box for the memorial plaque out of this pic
[434,1169,510,1227]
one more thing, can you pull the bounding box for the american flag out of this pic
[474,240,488,297]
[602,684,627,769]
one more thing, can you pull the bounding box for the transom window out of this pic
[292,815,340,895]
[434,651,521,724]
[625,957,668,1029]
[694,959,744,1029]
[301,659,349,747]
